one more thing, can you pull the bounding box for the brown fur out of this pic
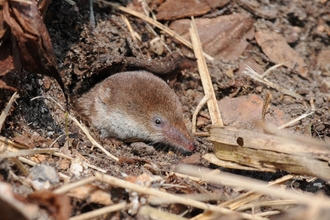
[74,71,194,152]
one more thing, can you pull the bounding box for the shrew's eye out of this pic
[154,118,163,126]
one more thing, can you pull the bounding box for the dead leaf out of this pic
[205,0,230,9]
[170,14,254,61]
[0,38,14,77]
[237,0,278,19]
[179,153,201,165]
[255,30,308,78]
[0,0,9,40]
[218,94,290,131]
[156,0,210,20]
[68,184,113,205]
[2,0,67,98]
[237,57,264,76]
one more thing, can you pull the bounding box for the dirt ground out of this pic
[1,0,330,219]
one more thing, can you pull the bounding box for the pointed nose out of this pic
[187,142,195,151]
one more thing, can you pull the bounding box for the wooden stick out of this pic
[189,17,223,128]
[95,172,265,220]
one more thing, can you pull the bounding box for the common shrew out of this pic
[75,71,195,153]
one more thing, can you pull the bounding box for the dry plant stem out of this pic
[172,172,204,183]
[53,152,72,160]
[262,91,272,121]
[121,15,140,42]
[237,199,298,211]
[96,0,214,61]
[138,4,172,54]
[310,98,316,111]
[277,112,314,130]
[189,17,223,128]
[19,156,37,166]
[139,206,188,220]
[0,148,58,158]
[70,115,118,161]
[49,133,66,148]
[8,170,32,188]
[31,96,119,162]
[202,153,270,171]
[260,63,286,78]
[53,152,107,173]
[193,174,294,220]
[194,132,210,137]
[95,172,265,220]
[243,65,303,99]
[255,211,280,217]
[176,165,330,208]
[0,136,29,149]
[261,123,330,150]
[223,174,294,210]
[146,25,172,54]
[192,95,210,133]
[53,176,97,194]
[0,92,19,132]
[18,156,70,179]
[10,157,29,176]
[69,202,128,220]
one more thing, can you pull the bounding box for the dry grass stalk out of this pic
[223,174,294,210]
[203,153,267,171]
[243,65,303,99]
[69,115,119,161]
[11,157,29,176]
[31,96,119,161]
[236,199,297,211]
[94,172,265,220]
[69,202,129,220]
[262,90,272,121]
[53,152,107,173]
[176,165,330,208]
[0,136,29,149]
[192,174,294,219]
[121,14,141,42]
[189,17,223,133]
[139,206,188,220]
[0,148,58,158]
[277,111,314,130]
[54,176,97,194]
[0,92,19,132]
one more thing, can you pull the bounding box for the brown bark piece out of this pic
[255,30,308,78]
[156,0,210,21]
[179,153,201,165]
[3,0,67,96]
[218,94,289,131]
[170,14,254,61]
[205,0,230,9]
[0,0,9,40]
[237,57,264,75]
[0,41,14,77]
[237,0,278,19]
[316,49,330,73]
